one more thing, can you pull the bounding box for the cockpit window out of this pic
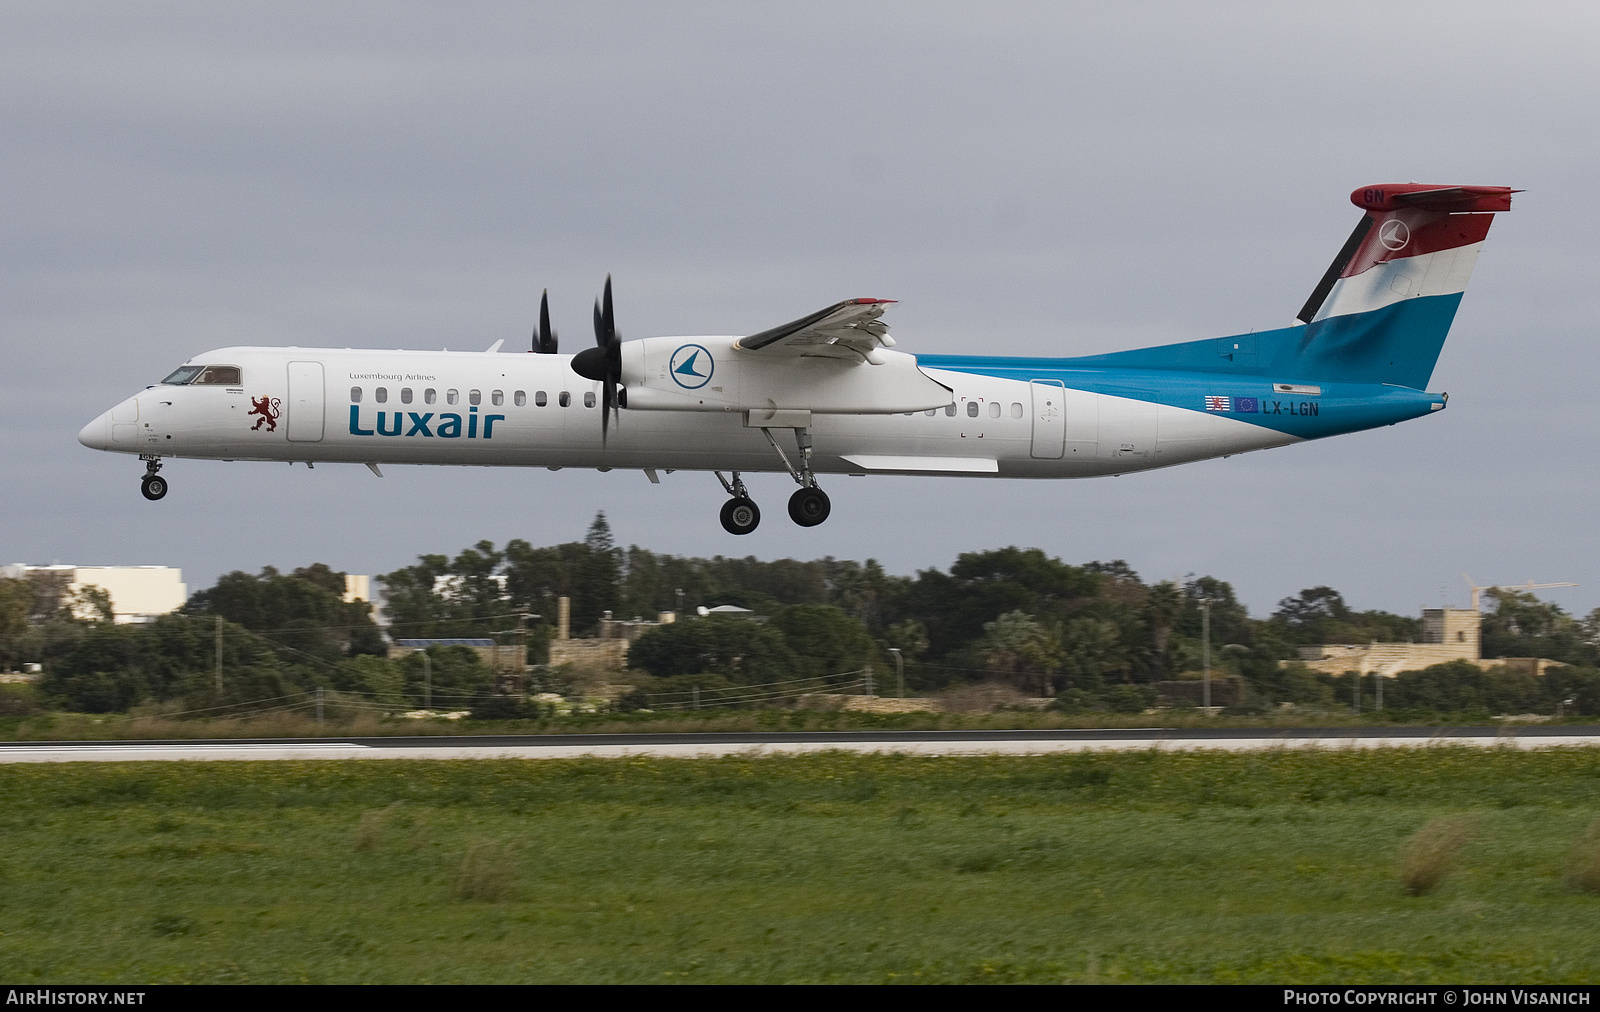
[160,365,242,386]
[194,366,242,385]
[160,365,205,385]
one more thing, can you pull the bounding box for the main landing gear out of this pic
[711,426,832,535]
[139,456,168,501]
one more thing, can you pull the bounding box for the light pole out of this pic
[887,647,905,699]
[420,649,432,710]
[1198,597,1214,712]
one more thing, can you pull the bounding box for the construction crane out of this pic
[1461,574,1579,612]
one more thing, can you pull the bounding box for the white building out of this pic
[2,564,188,624]
[343,574,371,603]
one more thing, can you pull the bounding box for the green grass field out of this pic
[4,748,1600,983]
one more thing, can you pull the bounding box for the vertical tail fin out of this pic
[1293,184,1517,388]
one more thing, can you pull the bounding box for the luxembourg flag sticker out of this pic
[1204,395,1231,412]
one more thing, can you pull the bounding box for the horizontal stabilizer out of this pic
[1353,183,1519,213]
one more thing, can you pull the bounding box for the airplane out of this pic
[78,182,1516,535]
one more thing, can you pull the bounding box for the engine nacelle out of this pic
[619,335,953,414]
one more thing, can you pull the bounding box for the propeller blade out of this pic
[575,275,624,446]
[535,289,557,354]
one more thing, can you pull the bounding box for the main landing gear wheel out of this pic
[720,497,761,535]
[788,486,830,527]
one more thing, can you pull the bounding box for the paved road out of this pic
[2,726,1598,762]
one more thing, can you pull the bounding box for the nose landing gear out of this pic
[139,456,167,500]
[715,471,760,535]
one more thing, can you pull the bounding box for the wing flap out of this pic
[738,298,897,356]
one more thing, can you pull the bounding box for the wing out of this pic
[735,298,897,360]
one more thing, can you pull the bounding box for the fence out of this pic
[638,669,874,711]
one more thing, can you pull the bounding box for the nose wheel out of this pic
[139,456,168,501]
[714,471,760,534]
[719,496,760,535]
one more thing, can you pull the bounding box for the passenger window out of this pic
[988,402,1001,418]
[583,391,596,408]
[447,389,459,405]
[350,387,362,403]
[469,389,482,406]
[376,387,388,404]
[944,405,956,417]
[194,366,242,385]
[492,390,504,406]
[535,391,548,407]
[967,402,979,417]
[1011,402,1023,418]
[401,388,413,404]
[514,391,526,407]
[425,388,436,405]
[559,391,571,408]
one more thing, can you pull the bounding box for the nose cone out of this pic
[78,411,112,450]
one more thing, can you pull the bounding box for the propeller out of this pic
[531,289,558,353]
[570,274,623,444]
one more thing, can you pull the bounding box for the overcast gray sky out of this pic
[3,2,1597,619]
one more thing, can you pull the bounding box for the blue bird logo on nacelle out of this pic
[669,344,713,390]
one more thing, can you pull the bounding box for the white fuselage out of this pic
[78,345,1301,480]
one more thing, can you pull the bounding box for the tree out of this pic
[624,616,800,683]
[896,548,1096,659]
[1272,586,1351,642]
[1481,590,1589,664]
[979,610,1063,696]
[1059,616,1127,690]
[1270,585,1421,646]
[0,579,35,668]
[1142,581,1183,677]
[769,604,877,678]
[187,565,383,659]
[571,513,620,635]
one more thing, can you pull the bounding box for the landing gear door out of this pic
[1029,380,1066,459]
[286,361,325,442]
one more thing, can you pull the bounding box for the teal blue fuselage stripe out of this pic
[914,360,1442,439]
[972,291,1463,390]
[919,293,1459,440]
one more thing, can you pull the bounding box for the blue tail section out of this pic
[1064,292,1464,390]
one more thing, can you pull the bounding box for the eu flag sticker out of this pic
[1234,397,1259,413]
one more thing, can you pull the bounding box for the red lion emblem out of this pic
[248,396,281,432]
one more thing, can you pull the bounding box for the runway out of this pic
[2,725,1599,762]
